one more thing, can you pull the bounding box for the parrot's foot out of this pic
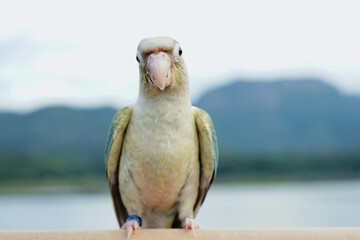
[183,217,200,236]
[122,220,141,240]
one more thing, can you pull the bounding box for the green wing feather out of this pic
[104,106,132,227]
[192,107,218,216]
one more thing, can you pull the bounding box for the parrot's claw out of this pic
[184,217,200,236]
[122,220,141,240]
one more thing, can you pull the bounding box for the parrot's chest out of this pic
[121,105,199,211]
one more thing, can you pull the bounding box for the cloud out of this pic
[1,0,360,112]
[0,31,79,68]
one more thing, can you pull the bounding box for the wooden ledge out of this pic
[1,228,360,240]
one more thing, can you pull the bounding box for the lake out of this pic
[1,180,360,230]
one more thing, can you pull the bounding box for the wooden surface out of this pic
[1,229,360,240]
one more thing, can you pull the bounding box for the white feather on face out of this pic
[138,37,177,53]
[136,37,187,94]
[136,37,182,65]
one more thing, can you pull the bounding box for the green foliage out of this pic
[0,151,105,181]
[1,150,360,184]
[217,150,360,181]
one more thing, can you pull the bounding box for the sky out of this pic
[0,0,359,112]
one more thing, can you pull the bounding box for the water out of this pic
[1,180,360,230]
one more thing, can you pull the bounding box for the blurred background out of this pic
[1,0,360,230]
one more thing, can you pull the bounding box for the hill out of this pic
[1,78,360,183]
[0,107,116,181]
[196,78,360,152]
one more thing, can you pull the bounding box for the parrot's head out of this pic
[136,37,188,96]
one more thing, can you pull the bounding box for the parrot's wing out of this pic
[193,107,218,216]
[105,106,133,227]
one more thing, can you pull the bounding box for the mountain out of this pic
[0,106,115,153]
[0,106,117,180]
[1,78,360,181]
[196,78,360,152]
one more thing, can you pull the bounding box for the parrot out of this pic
[105,36,218,238]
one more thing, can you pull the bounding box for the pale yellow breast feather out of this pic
[120,94,199,212]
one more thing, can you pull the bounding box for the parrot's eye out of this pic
[173,43,182,62]
[136,51,145,67]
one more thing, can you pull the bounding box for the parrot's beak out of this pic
[147,52,172,91]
